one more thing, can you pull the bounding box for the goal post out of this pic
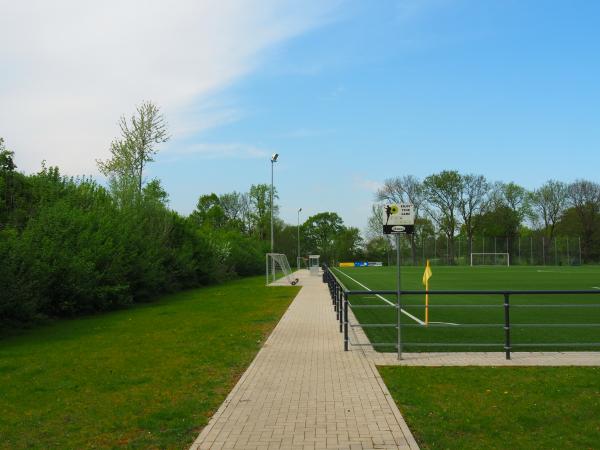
[470,253,510,267]
[266,253,299,286]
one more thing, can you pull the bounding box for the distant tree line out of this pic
[0,102,364,326]
[274,211,363,267]
[365,171,600,265]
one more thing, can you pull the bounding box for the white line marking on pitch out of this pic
[332,268,425,325]
[593,287,600,290]
[428,321,460,326]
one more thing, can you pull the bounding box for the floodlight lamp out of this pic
[271,153,279,162]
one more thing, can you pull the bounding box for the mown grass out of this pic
[333,266,600,352]
[379,366,600,449]
[0,276,299,449]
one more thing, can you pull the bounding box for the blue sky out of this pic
[2,0,599,231]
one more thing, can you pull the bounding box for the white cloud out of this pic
[0,0,340,174]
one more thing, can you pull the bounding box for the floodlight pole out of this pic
[270,154,278,254]
[297,208,302,270]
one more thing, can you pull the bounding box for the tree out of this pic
[493,182,531,224]
[302,212,344,263]
[364,236,391,265]
[530,180,568,262]
[376,175,425,264]
[0,138,16,173]
[97,101,169,195]
[473,205,521,240]
[335,227,364,262]
[219,191,248,231]
[366,203,393,261]
[422,170,462,263]
[0,137,18,226]
[248,184,277,240]
[190,193,226,229]
[457,174,489,257]
[566,179,600,262]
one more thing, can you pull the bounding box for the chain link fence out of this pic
[395,235,583,266]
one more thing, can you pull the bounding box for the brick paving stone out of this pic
[190,271,419,450]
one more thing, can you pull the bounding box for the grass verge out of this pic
[0,276,299,449]
[379,366,600,449]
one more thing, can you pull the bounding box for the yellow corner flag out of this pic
[422,260,432,325]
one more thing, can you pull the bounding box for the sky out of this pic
[1,0,599,231]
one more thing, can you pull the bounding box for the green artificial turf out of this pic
[333,266,600,352]
[0,277,298,449]
[379,366,600,449]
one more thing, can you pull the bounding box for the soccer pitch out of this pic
[331,265,600,352]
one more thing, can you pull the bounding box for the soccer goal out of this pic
[266,253,299,286]
[470,253,510,267]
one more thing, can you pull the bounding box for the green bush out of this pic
[0,168,265,326]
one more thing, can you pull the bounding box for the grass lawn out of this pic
[379,366,600,449]
[332,266,600,352]
[0,276,299,449]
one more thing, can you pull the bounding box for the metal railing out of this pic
[322,265,600,360]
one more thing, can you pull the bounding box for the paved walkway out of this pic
[191,270,419,450]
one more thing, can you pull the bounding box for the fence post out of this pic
[343,292,349,351]
[542,237,545,265]
[334,283,338,311]
[503,293,511,360]
[530,236,533,265]
[336,285,340,319]
[339,289,343,333]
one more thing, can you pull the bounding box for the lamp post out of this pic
[270,153,278,254]
[297,207,302,269]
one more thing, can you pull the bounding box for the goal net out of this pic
[266,253,299,286]
[470,253,510,267]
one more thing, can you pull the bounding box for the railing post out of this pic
[344,292,349,351]
[333,283,338,311]
[339,289,343,333]
[504,293,511,360]
[337,288,341,322]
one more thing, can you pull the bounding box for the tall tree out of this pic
[422,170,462,263]
[489,181,532,224]
[248,184,277,241]
[219,191,248,231]
[302,212,344,263]
[567,179,600,262]
[530,180,568,262]
[190,193,226,229]
[0,138,16,173]
[335,227,364,262]
[0,137,18,227]
[457,174,489,257]
[376,175,425,264]
[97,101,169,195]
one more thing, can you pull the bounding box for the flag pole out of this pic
[425,278,429,326]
